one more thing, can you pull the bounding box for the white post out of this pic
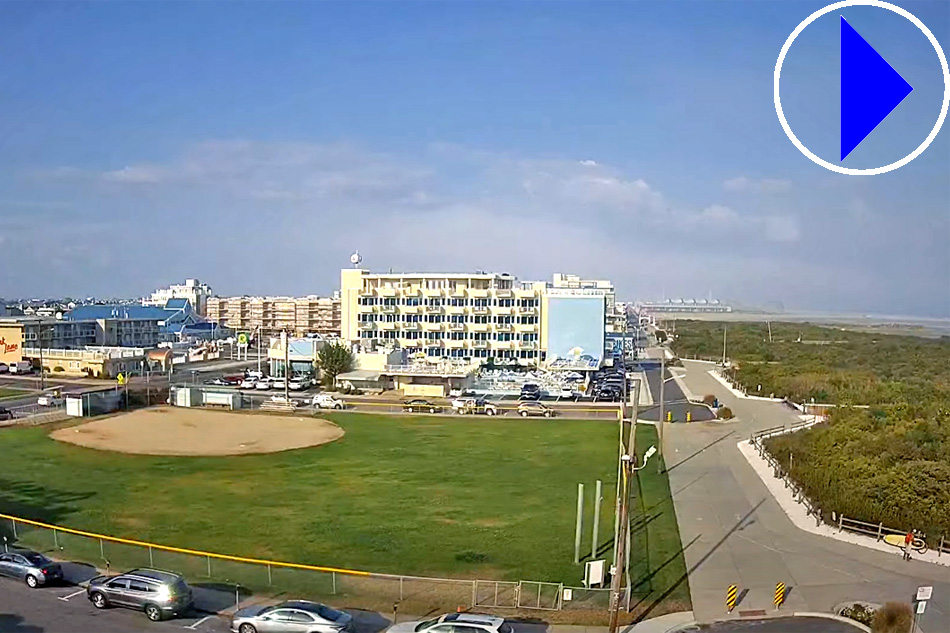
[574,483,585,564]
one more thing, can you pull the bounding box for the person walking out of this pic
[903,530,914,560]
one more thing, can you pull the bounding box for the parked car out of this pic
[36,393,64,407]
[273,378,287,390]
[270,395,304,407]
[556,387,576,399]
[254,378,274,390]
[0,550,63,588]
[387,613,512,633]
[246,370,265,379]
[520,384,542,400]
[240,377,259,389]
[0,407,13,421]
[8,361,33,374]
[451,397,498,416]
[403,399,441,413]
[224,375,244,386]
[312,394,345,409]
[87,568,193,622]
[206,377,229,386]
[0,362,8,373]
[289,376,314,391]
[231,600,353,633]
[518,401,554,418]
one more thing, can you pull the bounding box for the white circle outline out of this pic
[774,0,950,175]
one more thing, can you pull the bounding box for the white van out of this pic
[8,361,33,374]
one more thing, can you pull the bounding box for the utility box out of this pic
[584,559,606,587]
[203,391,242,410]
[173,388,198,408]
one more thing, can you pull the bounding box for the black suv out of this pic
[520,384,542,400]
[87,568,193,621]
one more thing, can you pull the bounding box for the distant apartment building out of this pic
[551,273,626,334]
[206,295,341,338]
[145,279,213,316]
[340,268,617,367]
[0,316,162,350]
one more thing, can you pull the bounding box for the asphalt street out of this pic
[683,616,865,632]
[665,358,950,632]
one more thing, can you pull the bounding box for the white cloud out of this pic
[102,165,166,184]
[764,215,801,242]
[723,176,792,194]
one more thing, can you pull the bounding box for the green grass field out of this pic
[0,411,689,613]
[0,387,30,400]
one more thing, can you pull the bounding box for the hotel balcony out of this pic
[491,340,513,350]
[400,286,421,297]
[469,323,490,332]
[423,304,443,314]
[377,287,397,297]
[494,323,513,332]
[399,304,420,314]
[517,306,537,314]
[519,342,538,351]
[515,323,539,333]
[423,287,444,297]
[423,322,443,331]
[472,340,490,349]
[467,288,489,298]
[358,304,374,313]
[445,305,465,314]
[491,306,513,315]
[401,322,421,330]
[493,288,513,298]
[470,306,490,315]
[449,286,467,297]
[514,288,538,298]
[380,305,398,314]
[448,322,465,331]
[445,339,466,349]
[378,321,398,331]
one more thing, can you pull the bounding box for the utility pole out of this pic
[38,323,46,392]
[722,325,728,365]
[657,355,665,471]
[607,455,632,633]
[767,321,773,343]
[257,326,263,375]
[283,329,290,402]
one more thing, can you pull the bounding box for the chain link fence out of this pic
[2,514,618,615]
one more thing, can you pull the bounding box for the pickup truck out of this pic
[451,397,499,416]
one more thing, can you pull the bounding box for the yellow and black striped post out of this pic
[774,582,786,609]
[686,411,692,423]
[667,410,673,422]
[726,584,738,612]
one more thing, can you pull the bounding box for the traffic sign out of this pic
[916,586,933,601]
[840,16,913,160]
[237,332,249,346]
[916,601,926,614]
[116,373,125,385]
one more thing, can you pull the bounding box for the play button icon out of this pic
[840,16,913,161]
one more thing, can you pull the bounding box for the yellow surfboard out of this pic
[883,534,905,547]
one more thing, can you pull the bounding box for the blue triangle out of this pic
[840,16,913,161]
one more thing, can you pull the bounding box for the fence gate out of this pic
[516,581,563,610]
[474,580,519,608]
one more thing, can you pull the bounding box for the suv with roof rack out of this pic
[86,567,193,621]
[387,613,512,633]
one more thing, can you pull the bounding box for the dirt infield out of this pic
[50,407,344,456]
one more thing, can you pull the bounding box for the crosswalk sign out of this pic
[117,373,125,385]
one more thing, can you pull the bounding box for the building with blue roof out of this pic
[64,299,228,343]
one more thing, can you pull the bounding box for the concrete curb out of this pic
[705,370,784,402]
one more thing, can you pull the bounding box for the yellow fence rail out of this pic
[0,512,369,576]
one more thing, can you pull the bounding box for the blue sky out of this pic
[1,1,948,316]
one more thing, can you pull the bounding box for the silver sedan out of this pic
[231,600,353,633]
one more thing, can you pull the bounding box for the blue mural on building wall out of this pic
[546,296,605,368]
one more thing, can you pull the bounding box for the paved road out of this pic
[664,358,950,632]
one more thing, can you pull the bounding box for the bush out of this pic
[872,602,912,633]
[53,366,65,372]
[717,406,734,420]
[702,394,717,406]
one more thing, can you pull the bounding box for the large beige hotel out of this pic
[341,267,625,364]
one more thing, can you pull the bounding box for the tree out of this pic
[317,343,355,387]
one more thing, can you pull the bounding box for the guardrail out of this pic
[0,512,610,612]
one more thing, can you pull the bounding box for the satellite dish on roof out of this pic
[350,251,362,267]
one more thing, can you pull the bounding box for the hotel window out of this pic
[449,331,466,340]
[449,298,467,307]
[473,298,489,308]
[473,332,489,341]
[493,298,514,307]
[493,332,513,341]
[450,315,465,324]
[473,315,489,324]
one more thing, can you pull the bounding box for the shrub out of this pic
[840,604,875,626]
[53,366,65,372]
[871,602,912,633]
[717,406,734,420]
[702,394,717,406]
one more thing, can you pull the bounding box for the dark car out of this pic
[87,568,193,621]
[520,384,542,400]
[0,407,13,421]
[403,399,442,413]
[0,550,63,588]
